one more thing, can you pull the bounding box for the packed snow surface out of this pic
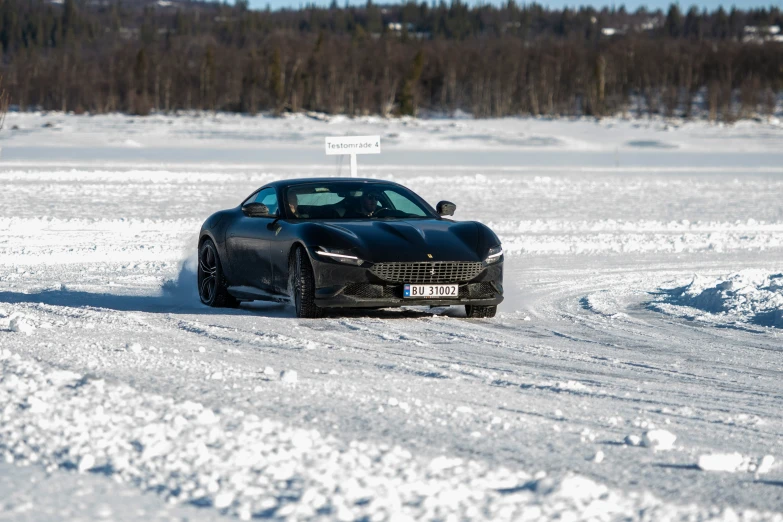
[1,113,782,520]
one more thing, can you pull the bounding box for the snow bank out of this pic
[5,111,783,154]
[2,216,783,267]
[495,220,783,256]
[658,270,783,328]
[2,348,778,521]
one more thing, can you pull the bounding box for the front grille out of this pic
[370,262,483,284]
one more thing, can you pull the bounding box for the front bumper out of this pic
[317,294,503,308]
[310,253,504,309]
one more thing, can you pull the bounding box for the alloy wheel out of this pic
[294,252,303,315]
[199,244,218,304]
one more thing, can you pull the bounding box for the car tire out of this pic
[198,239,239,308]
[292,247,324,319]
[465,305,497,318]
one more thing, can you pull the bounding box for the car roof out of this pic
[266,178,403,189]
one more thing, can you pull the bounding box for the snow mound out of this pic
[642,430,677,451]
[10,316,35,336]
[698,453,746,473]
[280,369,298,384]
[696,453,775,474]
[2,312,36,336]
[656,270,783,328]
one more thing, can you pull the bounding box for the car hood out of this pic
[314,219,485,263]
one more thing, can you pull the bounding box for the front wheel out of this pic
[465,305,497,318]
[198,240,239,308]
[292,248,324,318]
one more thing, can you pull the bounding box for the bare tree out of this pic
[0,75,8,130]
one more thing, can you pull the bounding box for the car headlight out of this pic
[484,245,503,264]
[315,247,364,266]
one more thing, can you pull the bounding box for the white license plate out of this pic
[404,284,459,298]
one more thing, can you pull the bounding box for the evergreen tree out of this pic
[398,49,424,116]
[269,47,284,114]
[664,4,683,38]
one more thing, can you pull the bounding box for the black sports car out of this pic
[198,178,503,318]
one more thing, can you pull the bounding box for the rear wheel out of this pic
[292,247,324,318]
[465,305,497,318]
[198,239,239,308]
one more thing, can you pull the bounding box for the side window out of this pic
[384,190,427,217]
[256,188,279,216]
[249,188,279,216]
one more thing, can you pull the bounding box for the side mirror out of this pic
[242,203,272,218]
[436,201,456,217]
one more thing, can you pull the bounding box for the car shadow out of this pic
[0,288,467,320]
[0,288,291,317]
[328,305,465,320]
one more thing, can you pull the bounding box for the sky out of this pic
[248,0,782,11]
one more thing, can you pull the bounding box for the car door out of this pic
[268,189,342,294]
[225,187,279,293]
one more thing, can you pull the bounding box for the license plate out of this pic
[404,284,459,298]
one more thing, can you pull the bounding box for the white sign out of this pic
[325,135,381,177]
[325,136,381,155]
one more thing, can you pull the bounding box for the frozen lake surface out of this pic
[1,113,782,520]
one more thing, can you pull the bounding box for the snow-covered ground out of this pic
[1,113,782,520]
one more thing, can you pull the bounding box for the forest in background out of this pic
[1,0,782,121]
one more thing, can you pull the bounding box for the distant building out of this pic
[601,19,657,38]
[385,22,430,39]
[742,25,782,43]
[639,18,660,31]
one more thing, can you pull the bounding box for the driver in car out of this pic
[357,190,380,217]
[287,190,300,217]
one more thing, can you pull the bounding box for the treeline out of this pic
[1,0,782,121]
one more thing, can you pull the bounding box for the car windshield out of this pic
[284,182,435,220]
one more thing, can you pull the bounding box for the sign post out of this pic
[325,136,381,177]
